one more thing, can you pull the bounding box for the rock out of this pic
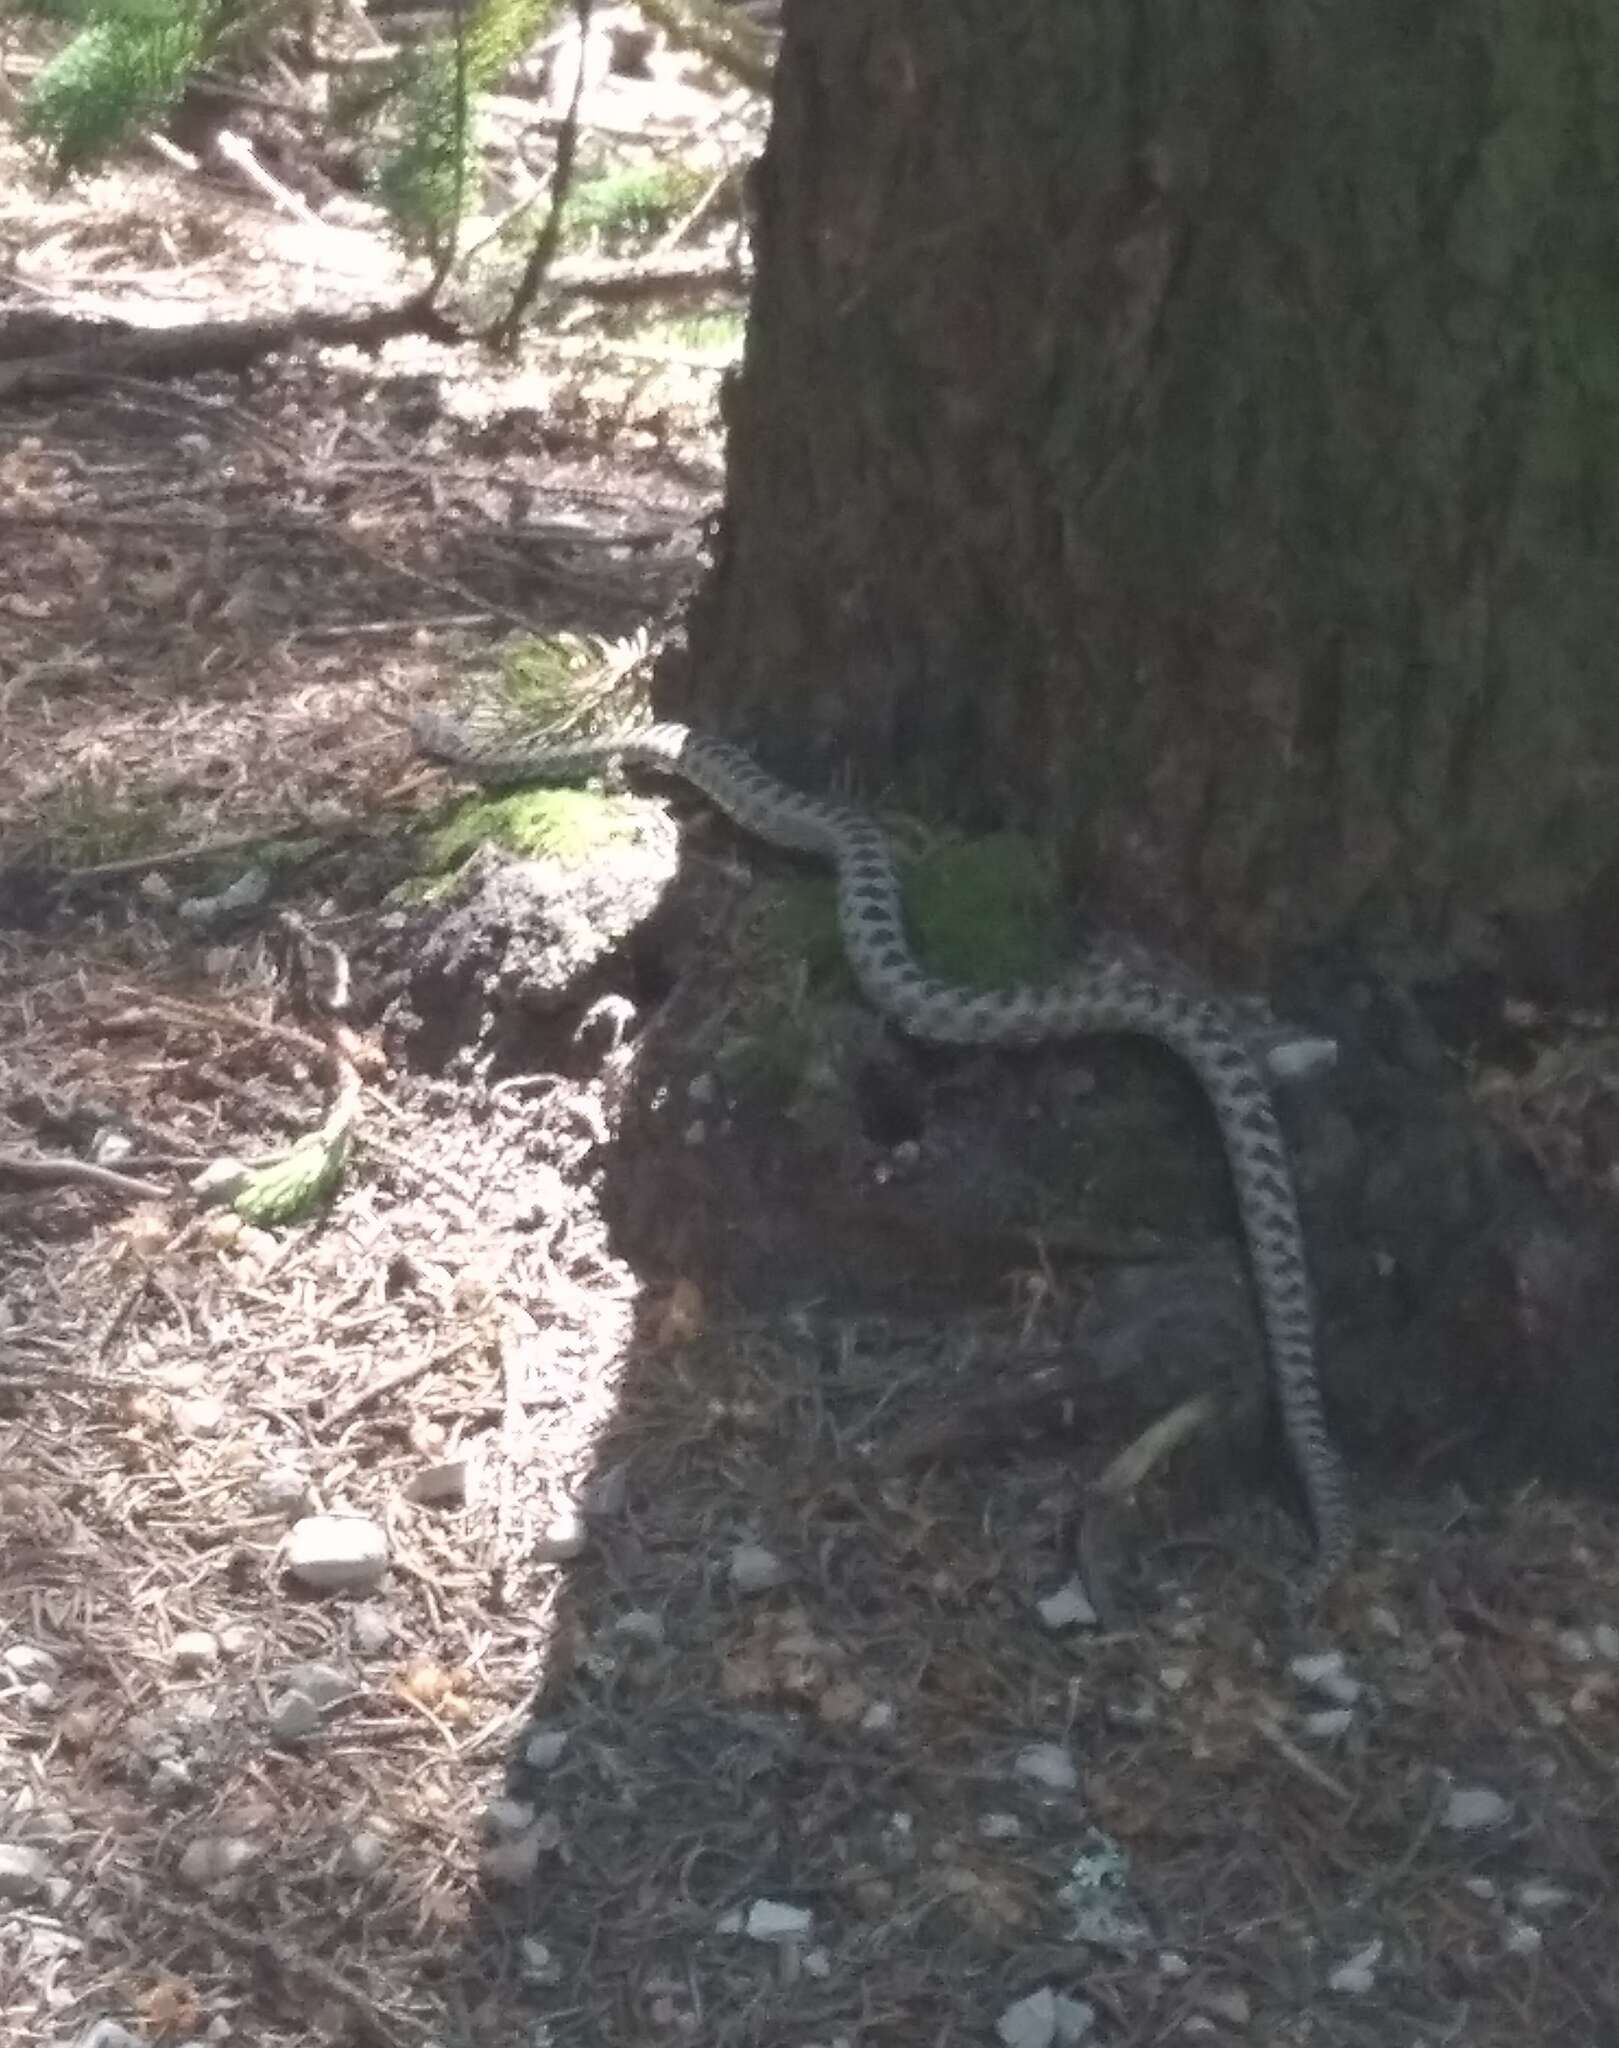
[277,1662,352,1709]
[1328,1939,1383,1994]
[483,1798,536,1840]
[172,1631,220,1674]
[405,1459,471,1507]
[2,1644,61,1684]
[1014,1743,1078,1792]
[350,1605,394,1655]
[613,1608,665,1646]
[267,1692,322,1743]
[1442,1785,1510,1832]
[1300,1708,1355,1740]
[523,1729,570,1772]
[0,1843,52,1900]
[744,1900,813,1941]
[480,1816,561,1886]
[729,1543,787,1593]
[1037,1581,1099,1630]
[258,1466,313,1516]
[173,1396,226,1437]
[340,1831,388,1878]
[178,1835,258,1888]
[1289,1650,1362,1706]
[532,1507,587,1562]
[284,1515,388,1591]
[74,2025,145,2048]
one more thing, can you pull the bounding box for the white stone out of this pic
[1014,1743,1078,1792]
[1504,1920,1542,1955]
[172,1631,220,1674]
[341,1831,388,1878]
[2,1644,61,1683]
[997,1987,1057,2048]
[1300,1707,1355,1740]
[0,1843,51,1899]
[1037,1581,1099,1630]
[1442,1785,1510,1831]
[613,1608,665,1644]
[1515,1880,1572,1914]
[979,1811,1022,1841]
[1289,1650,1361,1706]
[744,1900,813,1941]
[1591,1621,1619,1661]
[729,1543,788,1592]
[351,1605,393,1655]
[484,1798,536,1839]
[1328,1939,1383,1994]
[284,1515,388,1591]
[524,1729,570,1771]
[532,1508,587,1562]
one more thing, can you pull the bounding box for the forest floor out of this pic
[2,31,1618,2048]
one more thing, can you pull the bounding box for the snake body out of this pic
[414,707,1351,1603]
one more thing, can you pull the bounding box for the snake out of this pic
[413,705,1352,1607]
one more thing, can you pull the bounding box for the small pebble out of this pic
[285,1515,388,1592]
[532,1508,587,1563]
[279,1662,351,1708]
[1592,1621,1619,1661]
[484,1798,536,1840]
[268,1691,322,1743]
[173,1395,226,1437]
[1504,1920,1542,1956]
[341,1831,388,1878]
[1442,1785,1510,1832]
[1037,1581,1099,1630]
[351,1606,394,1655]
[1328,1939,1383,1994]
[744,1900,813,1941]
[1014,1743,1078,1792]
[523,1729,570,1772]
[172,1632,220,1674]
[0,1843,51,1901]
[729,1543,787,1593]
[258,1466,312,1515]
[2,1644,61,1684]
[613,1608,665,1645]
[1300,1707,1355,1740]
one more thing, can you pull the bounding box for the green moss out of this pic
[420,786,650,872]
[721,830,1071,1110]
[564,161,709,248]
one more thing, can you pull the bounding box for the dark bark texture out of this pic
[681,1,1619,985]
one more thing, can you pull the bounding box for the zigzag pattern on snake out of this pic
[414,706,1352,1605]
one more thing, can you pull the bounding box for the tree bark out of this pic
[681,0,1619,987]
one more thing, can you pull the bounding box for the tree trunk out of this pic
[681,0,1619,988]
